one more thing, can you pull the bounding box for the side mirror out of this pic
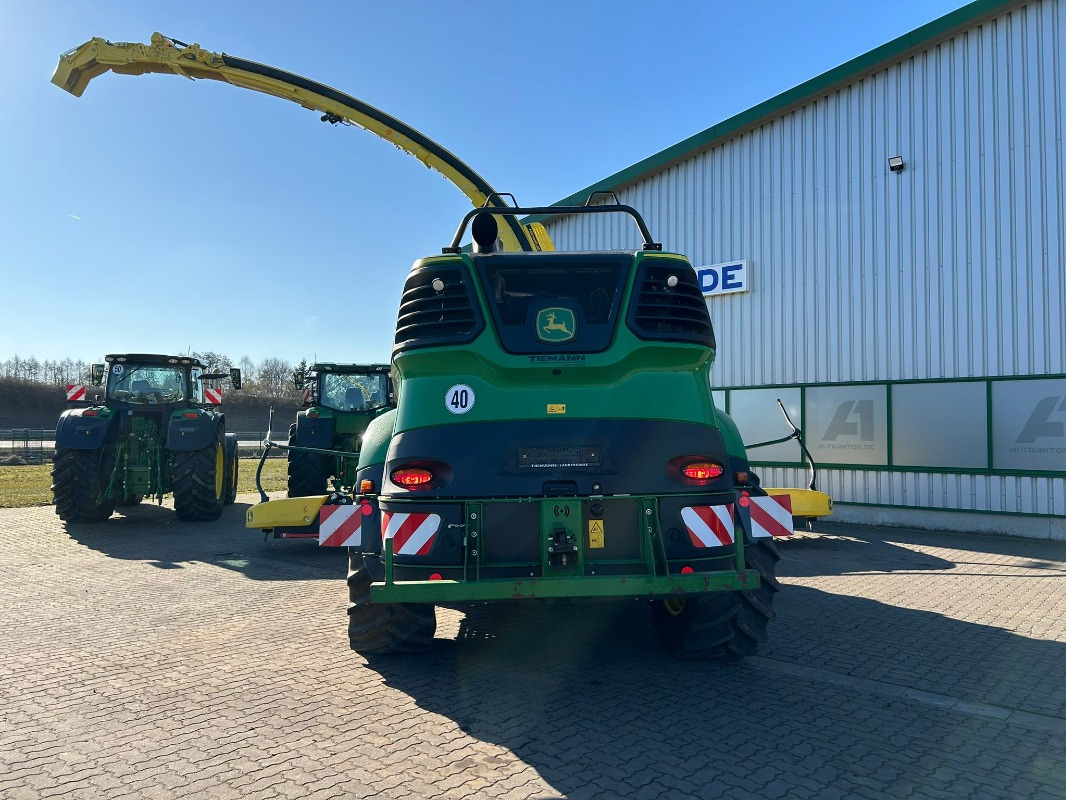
[90,364,105,386]
[293,370,305,390]
[229,368,242,390]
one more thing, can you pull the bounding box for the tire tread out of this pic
[347,552,435,654]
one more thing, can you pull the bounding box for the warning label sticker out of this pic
[588,519,604,548]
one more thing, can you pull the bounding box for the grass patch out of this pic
[236,457,288,495]
[0,458,288,509]
[0,464,51,508]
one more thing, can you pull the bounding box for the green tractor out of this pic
[52,354,242,522]
[286,364,394,497]
[248,198,795,659]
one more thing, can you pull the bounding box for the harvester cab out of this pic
[247,196,830,659]
[53,354,242,522]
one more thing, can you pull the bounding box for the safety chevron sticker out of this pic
[681,504,735,547]
[204,388,223,404]
[749,494,794,538]
[381,511,442,556]
[65,385,86,402]
[319,505,363,547]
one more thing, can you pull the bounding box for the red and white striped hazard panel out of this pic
[749,494,794,538]
[681,504,735,547]
[204,388,223,404]
[319,505,363,547]
[302,386,313,404]
[381,511,442,557]
[66,384,86,402]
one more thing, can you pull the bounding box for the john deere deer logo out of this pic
[536,308,576,343]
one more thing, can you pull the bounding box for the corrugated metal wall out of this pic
[545,0,1066,518]
[759,467,1065,517]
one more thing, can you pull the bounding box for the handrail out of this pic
[445,202,661,253]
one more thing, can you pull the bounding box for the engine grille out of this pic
[394,266,483,351]
[627,263,716,348]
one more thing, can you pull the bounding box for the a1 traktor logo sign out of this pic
[823,400,875,442]
[536,307,576,344]
[1016,396,1066,443]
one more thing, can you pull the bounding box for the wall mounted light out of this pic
[888,155,905,173]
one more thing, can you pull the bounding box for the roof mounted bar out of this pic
[444,201,661,253]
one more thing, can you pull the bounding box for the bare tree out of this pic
[255,357,293,398]
[59,358,76,385]
[43,360,61,386]
[192,351,232,372]
[238,355,257,383]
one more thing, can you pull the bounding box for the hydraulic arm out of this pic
[53,33,551,252]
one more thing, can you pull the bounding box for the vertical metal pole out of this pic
[384,536,395,587]
[734,494,747,577]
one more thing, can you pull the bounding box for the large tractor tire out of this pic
[652,537,781,660]
[223,434,239,505]
[347,551,436,654]
[286,422,331,497]
[51,447,117,523]
[172,428,225,522]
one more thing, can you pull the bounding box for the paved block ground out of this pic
[1,497,1064,799]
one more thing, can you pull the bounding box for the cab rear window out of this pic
[475,254,628,354]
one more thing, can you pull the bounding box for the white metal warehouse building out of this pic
[533,0,1065,537]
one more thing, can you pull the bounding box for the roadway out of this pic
[1,502,1063,799]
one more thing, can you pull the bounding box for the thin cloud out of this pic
[68,214,82,220]
[304,316,318,327]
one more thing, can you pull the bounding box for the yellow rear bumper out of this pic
[763,488,833,519]
[245,496,327,530]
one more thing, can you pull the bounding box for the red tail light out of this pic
[182,411,200,418]
[83,410,98,417]
[429,573,443,581]
[682,461,724,482]
[392,467,434,488]
[681,566,694,574]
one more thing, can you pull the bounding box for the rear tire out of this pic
[223,434,239,505]
[652,537,780,660]
[287,422,331,497]
[172,429,225,521]
[52,447,117,523]
[347,552,436,654]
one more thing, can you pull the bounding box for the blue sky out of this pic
[1,0,968,367]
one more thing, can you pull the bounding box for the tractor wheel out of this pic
[347,552,436,654]
[287,423,331,497]
[652,537,781,661]
[51,447,117,523]
[172,429,226,522]
[223,435,239,505]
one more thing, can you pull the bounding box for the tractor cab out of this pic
[89,354,243,410]
[104,360,194,405]
[284,364,394,498]
[296,365,392,414]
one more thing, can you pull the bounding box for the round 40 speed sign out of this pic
[445,384,475,414]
